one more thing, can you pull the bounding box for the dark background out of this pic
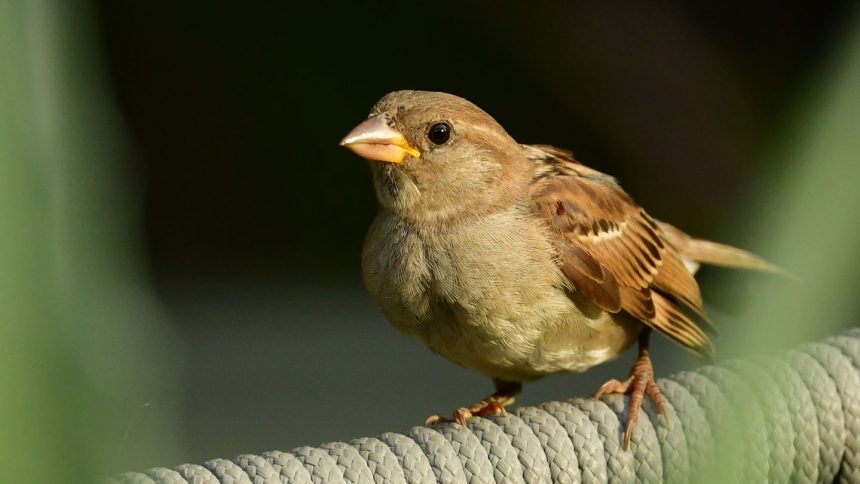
[91,0,856,466]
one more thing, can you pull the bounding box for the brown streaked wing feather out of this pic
[619,286,656,321]
[652,250,714,328]
[651,291,715,360]
[557,243,622,312]
[527,145,714,358]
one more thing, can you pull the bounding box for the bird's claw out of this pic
[594,352,667,450]
[424,400,506,427]
[423,414,446,426]
[595,378,630,398]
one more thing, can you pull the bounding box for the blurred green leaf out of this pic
[0,1,181,481]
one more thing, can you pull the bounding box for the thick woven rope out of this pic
[107,327,860,483]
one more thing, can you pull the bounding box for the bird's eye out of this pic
[427,122,451,145]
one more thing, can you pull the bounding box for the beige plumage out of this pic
[341,90,775,448]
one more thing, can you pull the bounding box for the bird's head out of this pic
[340,91,529,221]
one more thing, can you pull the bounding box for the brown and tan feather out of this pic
[527,146,715,360]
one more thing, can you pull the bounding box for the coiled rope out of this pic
[108,327,860,483]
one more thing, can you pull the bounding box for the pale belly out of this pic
[362,209,642,382]
[414,294,642,382]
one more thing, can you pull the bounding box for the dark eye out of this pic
[427,122,451,145]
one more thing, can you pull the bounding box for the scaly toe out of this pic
[424,414,447,426]
[594,377,632,399]
[645,380,670,427]
[473,400,505,418]
[452,407,473,425]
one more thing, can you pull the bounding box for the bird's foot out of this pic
[594,351,667,450]
[424,399,506,426]
[424,380,520,426]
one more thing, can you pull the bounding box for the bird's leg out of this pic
[425,379,522,426]
[594,330,668,450]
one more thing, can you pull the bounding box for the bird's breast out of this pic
[361,206,637,380]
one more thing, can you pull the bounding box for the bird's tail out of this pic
[658,222,784,274]
[680,238,782,273]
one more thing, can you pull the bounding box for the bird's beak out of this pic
[339,114,420,164]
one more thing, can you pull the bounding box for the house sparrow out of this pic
[341,91,776,449]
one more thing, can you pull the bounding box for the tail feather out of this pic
[658,222,784,275]
[682,238,783,274]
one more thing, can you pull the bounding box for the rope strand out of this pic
[108,327,860,483]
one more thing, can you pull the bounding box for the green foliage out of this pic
[722,12,860,355]
[0,2,179,481]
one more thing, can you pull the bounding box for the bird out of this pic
[340,90,777,449]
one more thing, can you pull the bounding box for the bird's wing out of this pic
[524,145,714,359]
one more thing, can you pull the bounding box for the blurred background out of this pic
[2,1,860,481]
